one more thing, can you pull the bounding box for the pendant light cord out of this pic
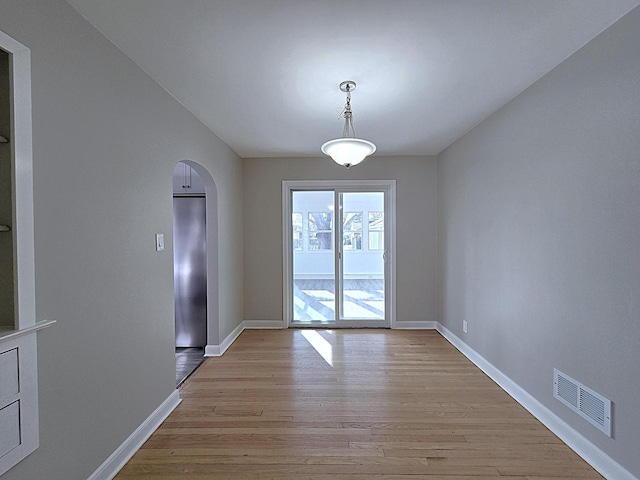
[341,84,356,138]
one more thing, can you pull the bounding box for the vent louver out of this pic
[554,369,611,437]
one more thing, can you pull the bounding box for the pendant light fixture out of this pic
[321,81,376,168]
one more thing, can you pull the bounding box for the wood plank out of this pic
[116,329,603,479]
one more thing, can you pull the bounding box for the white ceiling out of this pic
[66,0,639,158]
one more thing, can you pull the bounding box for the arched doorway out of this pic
[172,161,219,386]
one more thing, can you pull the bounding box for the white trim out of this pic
[1,32,37,331]
[205,325,237,356]
[244,320,285,329]
[88,390,181,480]
[282,182,294,328]
[205,322,243,356]
[387,181,397,329]
[283,180,397,190]
[218,322,243,352]
[0,319,55,342]
[205,320,286,356]
[392,321,437,330]
[204,344,221,356]
[435,323,637,480]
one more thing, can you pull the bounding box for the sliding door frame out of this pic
[282,180,396,328]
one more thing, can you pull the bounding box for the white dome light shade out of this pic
[320,81,376,168]
[321,137,376,168]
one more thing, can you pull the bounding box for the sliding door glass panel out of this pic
[340,192,385,321]
[292,191,335,323]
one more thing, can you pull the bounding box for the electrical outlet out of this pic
[462,320,468,333]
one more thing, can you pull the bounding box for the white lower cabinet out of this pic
[0,333,39,476]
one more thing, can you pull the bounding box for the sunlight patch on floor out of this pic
[301,329,334,367]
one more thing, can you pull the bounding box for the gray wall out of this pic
[438,7,640,477]
[1,0,637,477]
[0,50,12,327]
[0,0,243,478]
[243,156,437,324]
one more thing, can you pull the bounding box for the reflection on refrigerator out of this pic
[173,196,207,347]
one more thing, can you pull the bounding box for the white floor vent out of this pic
[554,368,611,437]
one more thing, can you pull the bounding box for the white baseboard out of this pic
[392,320,437,330]
[435,323,637,480]
[205,320,285,356]
[244,319,285,329]
[205,322,244,356]
[204,344,220,356]
[88,390,181,480]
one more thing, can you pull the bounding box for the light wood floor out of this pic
[117,329,603,479]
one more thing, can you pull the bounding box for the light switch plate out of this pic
[155,233,165,252]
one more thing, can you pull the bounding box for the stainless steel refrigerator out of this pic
[173,196,207,348]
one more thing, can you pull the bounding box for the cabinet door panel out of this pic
[0,349,19,403]
[0,401,20,458]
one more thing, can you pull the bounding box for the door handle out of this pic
[383,250,387,263]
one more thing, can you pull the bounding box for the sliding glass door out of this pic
[285,181,394,328]
[339,192,385,322]
[292,190,336,323]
